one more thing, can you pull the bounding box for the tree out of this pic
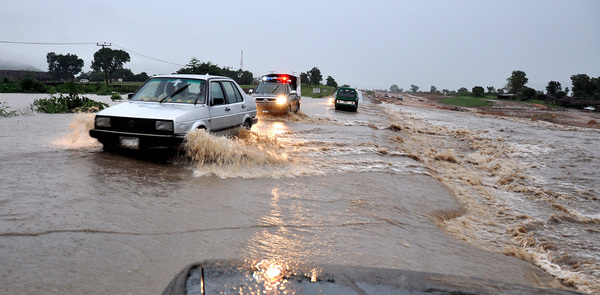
[506,70,528,98]
[546,81,562,97]
[300,72,309,85]
[390,84,400,93]
[308,67,322,86]
[91,48,131,86]
[457,87,468,93]
[442,89,450,95]
[430,86,437,93]
[177,58,222,76]
[326,76,338,88]
[410,85,419,93]
[570,74,598,98]
[521,86,536,100]
[487,86,495,94]
[472,86,485,97]
[46,52,84,82]
[133,72,150,82]
[237,69,254,85]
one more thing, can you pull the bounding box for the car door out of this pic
[221,81,246,125]
[208,80,232,131]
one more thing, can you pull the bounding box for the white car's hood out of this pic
[97,101,201,120]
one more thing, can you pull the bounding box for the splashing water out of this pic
[52,113,101,149]
[184,128,320,179]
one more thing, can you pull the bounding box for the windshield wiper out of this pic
[160,83,190,103]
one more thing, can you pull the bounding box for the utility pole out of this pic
[240,50,243,70]
[96,42,111,87]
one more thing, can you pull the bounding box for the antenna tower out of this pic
[240,50,244,70]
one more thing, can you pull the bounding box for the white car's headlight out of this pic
[276,95,287,105]
[155,120,173,131]
[96,117,111,127]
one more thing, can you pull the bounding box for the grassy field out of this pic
[439,96,494,107]
[300,85,336,98]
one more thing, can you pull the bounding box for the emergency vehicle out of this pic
[250,73,301,115]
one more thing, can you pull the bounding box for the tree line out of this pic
[389,70,600,101]
[43,50,255,86]
[299,67,344,89]
[37,48,345,90]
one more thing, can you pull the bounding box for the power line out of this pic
[112,43,185,67]
[0,40,96,45]
[0,40,185,67]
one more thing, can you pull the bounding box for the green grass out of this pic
[300,85,336,98]
[439,96,494,107]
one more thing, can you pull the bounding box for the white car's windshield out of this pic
[131,78,205,104]
[254,82,287,95]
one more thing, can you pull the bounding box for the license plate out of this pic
[120,137,139,149]
[337,100,354,105]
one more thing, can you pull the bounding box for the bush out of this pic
[110,93,122,101]
[472,86,485,97]
[55,82,81,95]
[20,77,48,93]
[0,79,21,93]
[0,102,20,117]
[96,85,113,95]
[32,93,109,113]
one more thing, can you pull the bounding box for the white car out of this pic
[89,74,258,150]
[584,106,596,111]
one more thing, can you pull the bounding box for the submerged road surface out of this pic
[1,93,596,294]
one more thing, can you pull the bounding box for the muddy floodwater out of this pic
[1,93,598,294]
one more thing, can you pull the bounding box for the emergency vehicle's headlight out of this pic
[276,96,287,105]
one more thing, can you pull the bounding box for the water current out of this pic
[0,93,597,294]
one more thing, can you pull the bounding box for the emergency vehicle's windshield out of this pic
[254,82,287,95]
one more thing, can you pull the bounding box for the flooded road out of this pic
[0,93,597,294]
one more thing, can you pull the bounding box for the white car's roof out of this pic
[151,74,231,80]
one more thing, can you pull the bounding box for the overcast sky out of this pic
[1,0,598,91]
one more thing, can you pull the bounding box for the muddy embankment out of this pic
[369,93,600,294]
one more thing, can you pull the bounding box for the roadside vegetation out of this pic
[0,102,22,117]
[31,83,109,114]
[388,70,599,111]
[439,96,493,107]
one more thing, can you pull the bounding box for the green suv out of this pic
[334,87,358,112]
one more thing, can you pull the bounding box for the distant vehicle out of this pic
[334,87,359,112]
[89,74,258,151]
[79,79,89,83]
[584,106,596,111]
[251,74,301,115]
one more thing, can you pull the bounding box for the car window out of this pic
[255,82,287,95]
[131,78,205,104]
[211,81,227,105]
[337,89,357,98]
[222,81,243,103]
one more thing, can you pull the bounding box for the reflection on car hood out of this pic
[97,101,200,120]
[162,259,582,295]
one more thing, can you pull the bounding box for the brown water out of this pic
[0,93,596,294]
